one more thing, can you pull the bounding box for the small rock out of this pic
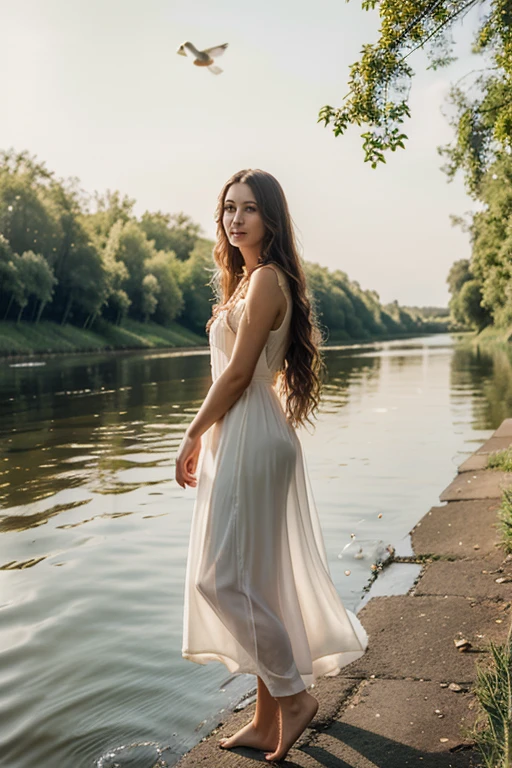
[440,683,448,688]
[473,545,480,550]
[440,738,449,743]
[448,683,462,692]
[454,638,472,652]
[495,577,512,584]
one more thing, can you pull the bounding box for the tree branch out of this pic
[401,0,481,62]
[478,96,512,114]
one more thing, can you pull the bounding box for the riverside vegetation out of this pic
[466,449,512,768]
[0,150,449,357]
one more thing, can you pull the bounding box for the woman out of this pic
[175,169,368,762]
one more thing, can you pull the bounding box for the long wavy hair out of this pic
[206,169,325,428]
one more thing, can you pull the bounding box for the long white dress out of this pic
[182,263,368,697]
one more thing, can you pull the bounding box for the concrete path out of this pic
[175,420,512,767]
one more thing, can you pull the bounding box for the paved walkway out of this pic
[174,419,512,767]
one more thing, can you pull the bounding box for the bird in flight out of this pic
[176,42,229,75]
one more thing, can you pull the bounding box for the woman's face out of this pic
[222,182,266,252]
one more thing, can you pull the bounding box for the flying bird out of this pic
[176,41,228,75]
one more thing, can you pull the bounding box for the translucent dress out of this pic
[182,264,368,697]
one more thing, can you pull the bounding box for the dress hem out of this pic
[181,644,367,695]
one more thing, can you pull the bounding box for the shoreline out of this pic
[0,319,207,360]
[170,419,512,768]
[0,326,455,362]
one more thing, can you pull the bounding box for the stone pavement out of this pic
[175,420,512,767]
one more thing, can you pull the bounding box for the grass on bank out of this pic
[488,454,512,570]
[469,486,512,766]
[488,450,512,474]
[474,325,512,345]
[0,319,206,356]
[498,489,512,556]
[469,621,512,768]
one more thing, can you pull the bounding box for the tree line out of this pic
[0,150,441,343]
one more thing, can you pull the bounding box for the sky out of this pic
[2,0,488,307]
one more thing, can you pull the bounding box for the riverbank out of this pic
[474,325,512,344]
[0,319,207,357]
[0,319,453,359]
[173,419,512,767]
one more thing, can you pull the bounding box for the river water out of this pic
[0,333,509,767]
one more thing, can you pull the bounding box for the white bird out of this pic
[176,41,228,75]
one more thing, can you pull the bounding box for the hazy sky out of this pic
[3,0,485,306]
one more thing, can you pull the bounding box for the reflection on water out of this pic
[0,334,509,767]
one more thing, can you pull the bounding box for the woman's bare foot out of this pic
[219,716,279,752]
[264,690,318,762]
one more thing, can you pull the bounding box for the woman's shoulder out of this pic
[252,262,289,292]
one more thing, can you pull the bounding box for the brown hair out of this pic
[206,169,324,428]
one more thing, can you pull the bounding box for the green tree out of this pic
[145,250,184,324]
[109,289,131,325]
[86,190,136,248]
[447,258,472,295]
[140,211,201,260]
[451,278,491,329]
[112,221,157,318]
[176,238,215,335]
[49,185,109,326]
[452,154,512,329]
[102,222,132,324]
[141,273,160,322]
[446,257,482,327]
[319,1,512,194]
[16,251,57,323]
[0,154,63,261]
[0,236,24,321]
[57,235,109,327]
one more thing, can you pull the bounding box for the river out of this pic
[0,333,509,767]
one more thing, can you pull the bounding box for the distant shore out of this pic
[0,319,456,360]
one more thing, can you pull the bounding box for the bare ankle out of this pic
[278,690,315,714]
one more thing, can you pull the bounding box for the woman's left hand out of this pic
[175,431,202,489]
